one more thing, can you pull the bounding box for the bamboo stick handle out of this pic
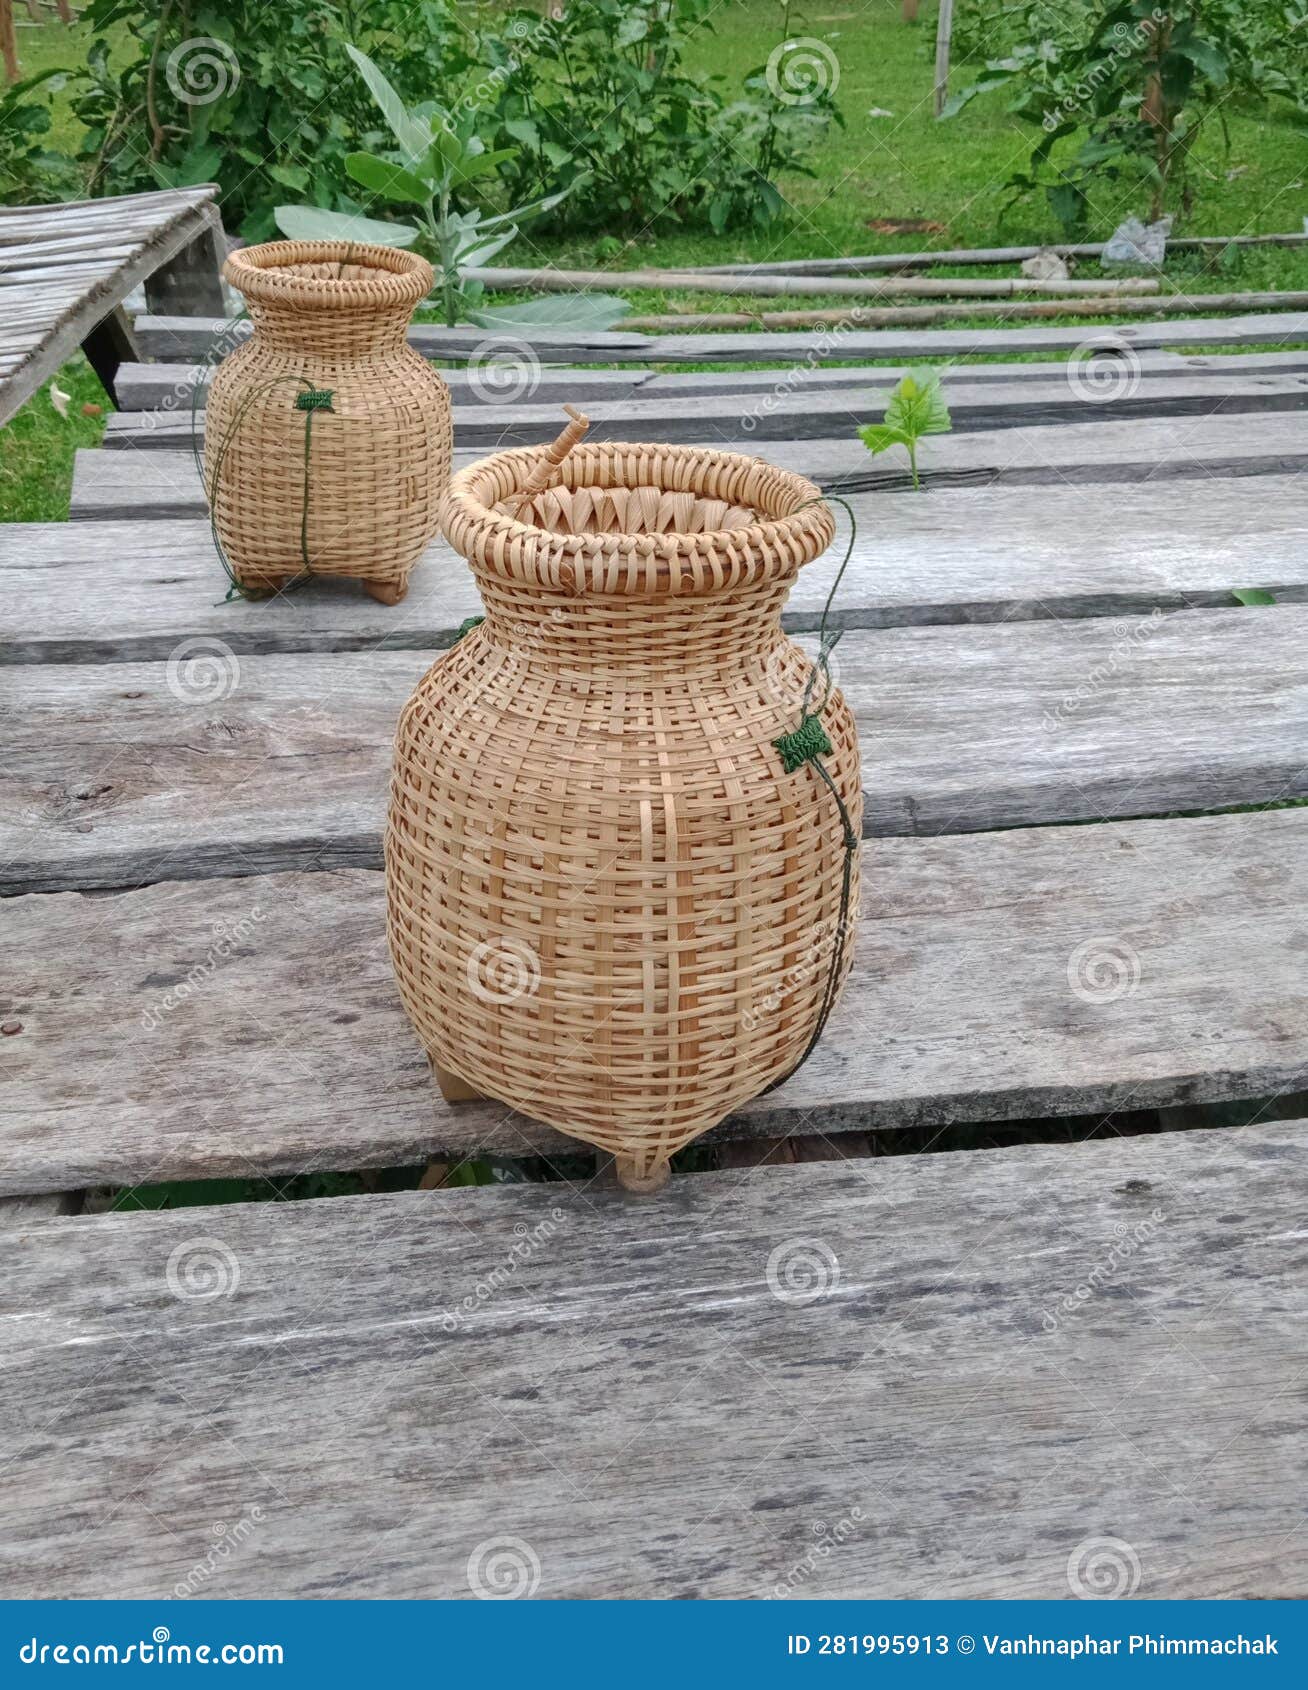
[506,404,590,518]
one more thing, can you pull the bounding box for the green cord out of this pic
[190,348,334,603]
[764,492,861,1091]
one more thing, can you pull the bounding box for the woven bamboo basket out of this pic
[204,240,452,603]
[386,413,862,1191]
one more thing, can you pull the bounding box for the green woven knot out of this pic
[294,388,335,412]
[455,615,486,642]
[773,713,833,775]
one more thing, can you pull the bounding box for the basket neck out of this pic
[246,298,414,357]
[476,576,794,677]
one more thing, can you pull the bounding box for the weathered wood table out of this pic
[3,311,1307,1600]
[0,185,222,425]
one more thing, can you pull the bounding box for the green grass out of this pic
[0,356,109,522]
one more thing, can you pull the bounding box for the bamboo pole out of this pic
[690,232,1308,278]
[933,0,955,118]
[467,264,1160,301]
[1,1,19,85]
[624,291,1308,333]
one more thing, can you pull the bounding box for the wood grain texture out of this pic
[9,606,1308,891]
[2,1120,1305,1597]
[131,309,1308,365]
[0,188,219,427]
[101,367,1308,453]
[68,410,1308,520]
[8,808,1308,1188]
[8,475,1308,664]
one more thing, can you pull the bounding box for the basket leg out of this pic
[364,577,408,606]
[431,1059,484,1104]
[614,1155,671,1195]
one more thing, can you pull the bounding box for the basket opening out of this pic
[495,483,765,538]
[444,442,836,596]
[224,240,433,308]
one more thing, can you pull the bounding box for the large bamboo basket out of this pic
[204,240,451,604]
[386,419,862,1191]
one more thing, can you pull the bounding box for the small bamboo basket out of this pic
[204,239,452,603]
[386,413,862,1191]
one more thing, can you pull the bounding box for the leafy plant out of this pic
[858,371,952,490]
[71,0,480,237]
[0,69,82,204]
[945,0,1308,230]
[485,0,838,233]
[277,46,629,333]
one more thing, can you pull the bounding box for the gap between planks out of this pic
[6,807,1308,1191]
[9,604,1308,894]
[6,472,1308,663]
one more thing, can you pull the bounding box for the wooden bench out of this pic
[3,309,1308,1599]
[0,186,222,424]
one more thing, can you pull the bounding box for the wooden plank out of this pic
[0,1194,78,1227]
[3,1119,1306,1597]
[628,291,1308,333]
[104,367,1308,452]
[9,475,1308,663]
[9,605,1308,893]
[114,361,667,413]
[9,807,1308,1188]
[114,349,1308,414]
[69,410,1308,519]
[131,309,1308,365]
[467,262,1162,299]
[0,187,220,428]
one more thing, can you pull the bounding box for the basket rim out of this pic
[442,442,836,597]
[224,239,434,308]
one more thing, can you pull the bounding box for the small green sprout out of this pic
[858,368,952,490]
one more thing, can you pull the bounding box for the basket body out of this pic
[204,240,451,598]
[386,443,861,1182]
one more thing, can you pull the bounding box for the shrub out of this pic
[945,0,1308,230]
[485,0,840,233]
[72,0,477,238]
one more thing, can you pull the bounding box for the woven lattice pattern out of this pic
[386,440,862,1186]
[204,240,452,602]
